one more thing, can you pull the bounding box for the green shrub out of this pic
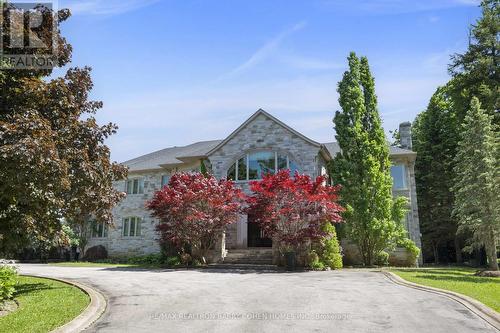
[316,222,343,269]
[127,254,164,265]
[375,251,389,266]
[398,238,420,267]
[165,256,181,267]
[0,265,17,301]
[126,254,182,267]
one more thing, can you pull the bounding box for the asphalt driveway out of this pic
[19,264,497,333]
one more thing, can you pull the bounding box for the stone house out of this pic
[86,109,421,264]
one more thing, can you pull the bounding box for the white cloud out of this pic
[218,21,307,80]
[61,0,160,16]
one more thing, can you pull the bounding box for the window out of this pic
[126,178,144,194]
[92,221,108,238]
[226,151,300,181]
[161,175,170,187]
[123,217,142,237]
[391,164,407,190]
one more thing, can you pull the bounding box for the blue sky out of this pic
[57,0,481,162]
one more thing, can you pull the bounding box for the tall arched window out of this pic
[226,151,300,181]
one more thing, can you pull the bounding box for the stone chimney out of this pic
[399,121,412,150]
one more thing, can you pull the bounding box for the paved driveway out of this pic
[19,264,497,333]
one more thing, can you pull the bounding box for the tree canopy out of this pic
[330,52,410,266]
[0,6,126,255]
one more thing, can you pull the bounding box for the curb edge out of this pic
[382,271,500,332]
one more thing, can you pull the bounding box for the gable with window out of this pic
[123,217,142,237]
[226,151,300,181]
[126,178,144,194]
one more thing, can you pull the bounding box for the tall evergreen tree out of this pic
[452,97,499,271]
[449,0,499,125]
[412,84,462,263]
[330,52,409,266]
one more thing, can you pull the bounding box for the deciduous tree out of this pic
[147,172,243,263]
[247,170,344,253]
[0,5,126,255]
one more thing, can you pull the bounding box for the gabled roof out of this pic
[122,110,416,173]
[323,142,416,157]
[206,109,322,156]
[123,140,222,172]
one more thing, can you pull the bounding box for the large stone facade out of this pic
[86,109,421,264]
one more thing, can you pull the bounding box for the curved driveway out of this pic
[19,264,497,333]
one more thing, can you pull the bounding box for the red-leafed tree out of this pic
[247,170,344,253]
[146,172,243,262]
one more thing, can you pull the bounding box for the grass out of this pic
[390,267,500,312]
[0,276,90,333]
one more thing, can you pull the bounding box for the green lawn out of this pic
[0,276,90,333]
[390,267,500,312]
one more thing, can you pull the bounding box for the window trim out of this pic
[122,217,142,238]
[226,151,299,182]
[91,221,108,238]
[391,164,407,190]
[126,178,144,195]
[161,175,170,188]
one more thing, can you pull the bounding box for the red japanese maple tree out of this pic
[247,170,344,252]
[147,172,243,262]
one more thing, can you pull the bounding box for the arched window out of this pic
[226,151,300,181]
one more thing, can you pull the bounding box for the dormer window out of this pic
[227,151,299,181]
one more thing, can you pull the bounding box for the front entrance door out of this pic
[247,214,272,247]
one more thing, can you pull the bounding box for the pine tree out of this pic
[452,97,499,271]
[330,52,409,266]
[449,0,499,126]
[412,84,462,263]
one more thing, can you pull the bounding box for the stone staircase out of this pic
[223,248,274,265]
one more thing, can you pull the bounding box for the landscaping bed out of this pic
[0,275,89,333]
[390,267,500,312]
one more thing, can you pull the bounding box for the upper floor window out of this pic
[227,151,300,181]
[161,175,170,187]
[91,221,108,238]
[123,217,142,237]
[390,164,407,190]
[126,178,144,194]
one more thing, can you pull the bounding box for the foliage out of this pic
[412,84,462,263]
[330,52,409,266]
[0,266,17,301]
[247,170,344,253]
[449,0,500,126]
[412,1,499,264]
[397,238,421,267]
[0,5,127,255]
[126,254,181,267]
[314,222,343,269]
[307,251,325,270]
[147,172,243,262]
[0,276,89,333]
[61,225,80,248]
[391,268,500,312]
[451,97,499,271]
[375,251,389,266]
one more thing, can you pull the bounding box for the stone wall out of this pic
[86,162,200,258]
[207,113,324,249]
